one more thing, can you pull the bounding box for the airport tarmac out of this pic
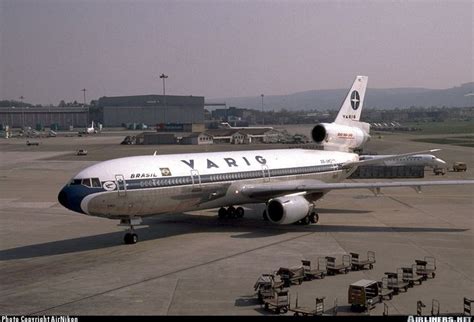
[0,129,473,315]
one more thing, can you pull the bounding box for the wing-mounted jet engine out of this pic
[266,194,319,225]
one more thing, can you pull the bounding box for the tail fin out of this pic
[334,76,368,124]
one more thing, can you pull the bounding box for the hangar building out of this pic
[91,95,204,127]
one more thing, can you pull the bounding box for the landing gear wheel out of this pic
[236,207,244,218]
[218,207,227,219]
[309,212,319,224]
[124,233,138,244]
[301,216,310,225]
[263,210,269,221]
[227,206,236,218]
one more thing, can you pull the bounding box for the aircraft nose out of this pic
[57,185,87,214]
[58,187,69,209]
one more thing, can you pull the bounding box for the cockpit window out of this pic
[91,178,101,187]
[81,178,91,187]
[70,179,82,185]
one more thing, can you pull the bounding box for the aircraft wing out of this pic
[240,179,474,200]
[342,149,441,169]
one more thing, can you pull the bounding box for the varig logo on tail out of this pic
[350,90,360,110]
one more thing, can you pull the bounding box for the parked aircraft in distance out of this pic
[83,121,97,134]
[58,76,474,244]
[360,153,447,169]
[220,122,274,130]
[311,76,370,152]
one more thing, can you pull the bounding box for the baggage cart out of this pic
[326,255,351,275]
[399,265,423,287]
[254,274,284,303]
[350,251,376,271]
[301,257,327,280]
[289,294,326,316]
[378,278,394,300]
[384,272,409,294]
[415,256,436,280]
[276,267,304,287]
[262,290,289,314]
[348,279,381,311]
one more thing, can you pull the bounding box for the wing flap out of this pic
[240,179,474,199]
[342,149,441,169]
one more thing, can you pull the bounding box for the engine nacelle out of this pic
[266,195,310,225]
[311,123,370,151]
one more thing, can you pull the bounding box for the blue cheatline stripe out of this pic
[105,163,343,191]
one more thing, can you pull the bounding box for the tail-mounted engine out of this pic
[311,122,370,151]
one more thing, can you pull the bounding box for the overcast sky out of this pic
[0,0,472,105]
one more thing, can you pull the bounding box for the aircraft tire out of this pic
[124,233,131,244]
[302,216,310,225]
[124,233,138,244]
[218,207,227,219]
[310,213,319,224]
[227,206,236,218]
[236,207,244,218]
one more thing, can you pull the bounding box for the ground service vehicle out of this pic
[453,162,467,172]
[348,279,381,311]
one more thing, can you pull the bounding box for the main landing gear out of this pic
[218,206,245,219]
[120,218,142,244]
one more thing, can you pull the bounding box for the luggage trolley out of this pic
[254,274,284,303]
[384,271,409,294]
[415,256,436,280]
[399,265,423,287]
[378,278,394,300]
[326,255,351,275]
[289,294,326,316]
[276,267,305,287]
[262,290,290,314]
[350,251,376,271]
[301,257,327,280]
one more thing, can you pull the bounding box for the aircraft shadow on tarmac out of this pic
[0,210,468,261]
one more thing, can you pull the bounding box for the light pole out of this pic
[81,88,87,106]
[260,94,264,125]
[81,88,88,126]
[19,96,25,128]
[160,73,168,124]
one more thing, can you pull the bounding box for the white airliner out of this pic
[85,121,96,134]
[311,76,371,151]
[58,76,474,244]
[360,153,447,169]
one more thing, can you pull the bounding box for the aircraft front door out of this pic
[190,169,202,191]
[262,165,271,182]
[115,174,127,197]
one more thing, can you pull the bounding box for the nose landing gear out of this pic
[124,231,138,244]
[119,217,143,244]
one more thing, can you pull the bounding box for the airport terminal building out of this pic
[0,94,205,129]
